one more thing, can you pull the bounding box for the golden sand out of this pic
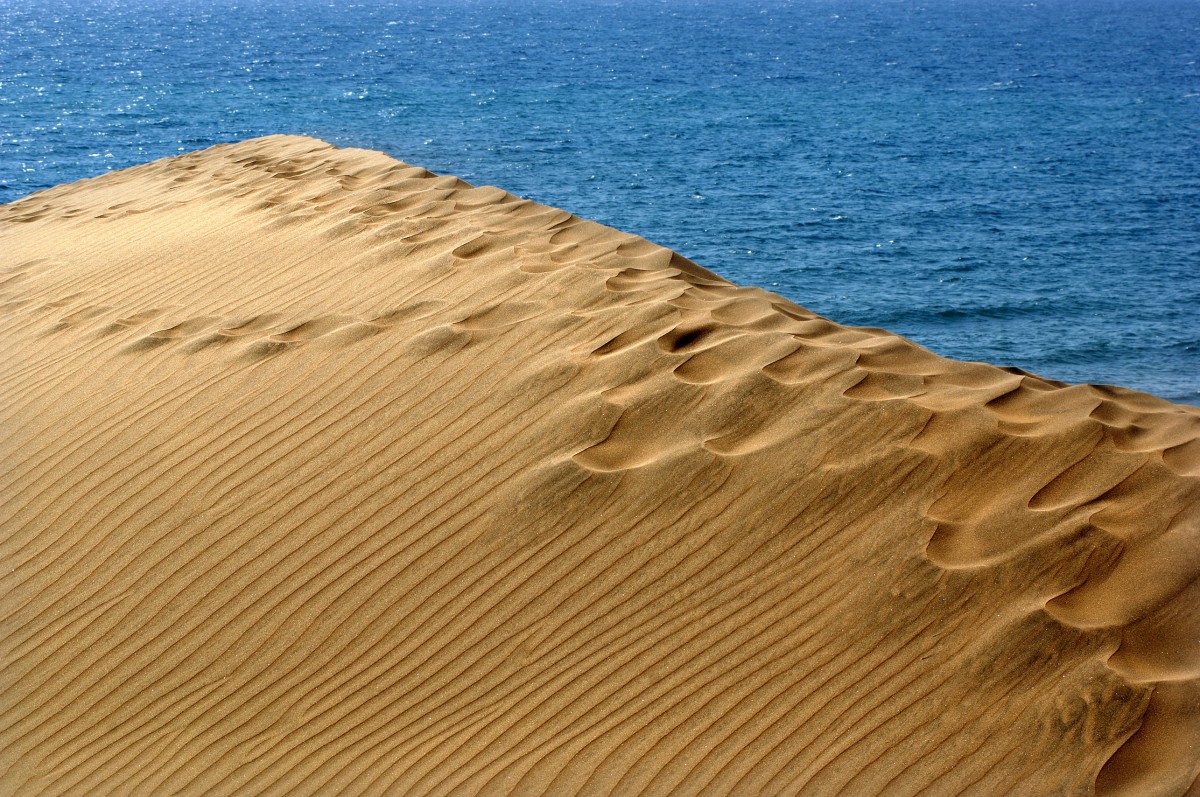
[1,136,1197,795]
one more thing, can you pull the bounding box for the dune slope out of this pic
[1,136,1197,796]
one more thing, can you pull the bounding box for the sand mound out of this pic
[1,136,1197,796]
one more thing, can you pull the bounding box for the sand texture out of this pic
[1,136,1197,796]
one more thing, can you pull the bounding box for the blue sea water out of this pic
[2,0,1197,403]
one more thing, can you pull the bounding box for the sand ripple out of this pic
[1,136,1196,795]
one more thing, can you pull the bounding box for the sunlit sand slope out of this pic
[1,136,1197,796]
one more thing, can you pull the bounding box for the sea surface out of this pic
[2,0,1198,403]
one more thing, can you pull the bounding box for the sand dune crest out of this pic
[1,136,1197,795]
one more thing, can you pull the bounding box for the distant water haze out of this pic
[2,0,1197,402]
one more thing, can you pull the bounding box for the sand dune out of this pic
[1,135,1197,796]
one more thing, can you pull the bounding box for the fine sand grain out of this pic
[1,136,1197,796]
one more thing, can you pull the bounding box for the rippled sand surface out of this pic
[1,137,1197,796]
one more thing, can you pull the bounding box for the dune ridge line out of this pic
[1,135,1197,795]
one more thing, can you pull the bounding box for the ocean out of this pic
[2,0,1197,403]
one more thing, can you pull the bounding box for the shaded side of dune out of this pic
[1,136,1197,795]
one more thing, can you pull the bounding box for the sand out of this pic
[0,135,1196,796]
